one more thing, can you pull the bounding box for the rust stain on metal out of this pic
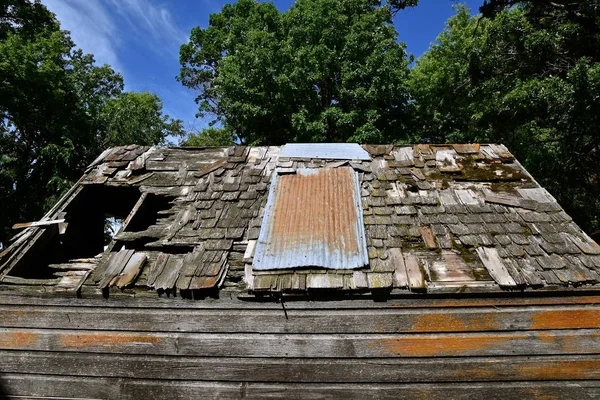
[373,335,513,357]
[529,309,600,330]
[0,331,39,348]
[253,167,368,270]
[273,167,358,252]
[60,332,162,348]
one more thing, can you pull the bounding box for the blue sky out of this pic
[42,0,482,133]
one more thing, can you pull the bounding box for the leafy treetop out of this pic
[178,0,412,145]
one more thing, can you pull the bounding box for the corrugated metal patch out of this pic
[278,143,370,160]
[253,167,368,270]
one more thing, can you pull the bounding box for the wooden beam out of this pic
[12,219,66,230]
[1,374,600,399]
[0,304,598,334]
[1,351,600,383]
[1,327,600,357]
[2,293,600,310]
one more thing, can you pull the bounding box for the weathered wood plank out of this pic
[97,249,135,289]
[2,351,600,383]
[0,276,60,286]
[175,245,205,290]
[429,251,477,282]
[113,253,147,288]
[1,374,599,400]
[11,219,66,229]
[420,227,437,249]
[476,247,518,287]
[488,143,514,160]
[452,144,480,154]
[48,262,95,271]
[1,328,600,358]
[153,255,183,290]
[389,248,408,288]
[1,293,600,310]
[92,192,147,285]
[121,192,148,230]
[484,195,538,211]
[2,304,599,334]
[455,189,480,206]
[146,253,168,287]
[404,253,425,291]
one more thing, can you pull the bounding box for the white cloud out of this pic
[42,0,189,71]
[109,0,188,55]
[41,0,199,127]
[42,0,122,70]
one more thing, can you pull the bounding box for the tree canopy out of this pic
[0,0,184,245]
[177,0,599,234]
[178,0,412,145]
[2,0,599,242]
[102,92,185,147]
[409,3,600,233]
[180,127,236,147]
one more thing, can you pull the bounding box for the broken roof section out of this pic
[1,142,599,299]
[253,167,368,270]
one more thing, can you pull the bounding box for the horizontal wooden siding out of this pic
[0,295,599,399]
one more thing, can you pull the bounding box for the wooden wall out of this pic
[0,294,600,399]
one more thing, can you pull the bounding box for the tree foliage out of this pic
[180,127,236,147]
[0,0,183,245]
[410,3,600,233]
[179,0,412,145]
[102,92,185,146]
[4,0,600,241]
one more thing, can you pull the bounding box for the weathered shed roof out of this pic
[1,143,599,299]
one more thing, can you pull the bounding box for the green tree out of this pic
[102,92,185,146]
[181,127,235,147]
[0,0,183,246]
[179,0,412,145]
[408,6,489,143]
[410,4,600,234]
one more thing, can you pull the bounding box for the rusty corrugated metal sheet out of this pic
[253,167,368,270]
[278,143,371,160]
